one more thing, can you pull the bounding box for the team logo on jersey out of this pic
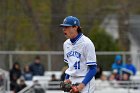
[66,51,81,58]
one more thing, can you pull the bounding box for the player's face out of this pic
[62,26,78,39]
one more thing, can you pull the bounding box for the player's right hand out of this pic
[70,86,79,93]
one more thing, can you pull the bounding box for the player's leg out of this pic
[78,77,95,93]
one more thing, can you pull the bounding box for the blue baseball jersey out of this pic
[63,34,97,76]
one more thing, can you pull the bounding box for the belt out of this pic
[70,76,85,78]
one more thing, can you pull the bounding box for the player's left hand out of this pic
[77,83,85,92]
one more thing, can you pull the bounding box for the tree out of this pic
[49,0,68,51]
[20,0,46,50]
[89,26,121,70]
[117,0,130,51]
[89,26,120,51]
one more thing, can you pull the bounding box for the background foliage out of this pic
[0,0,140,51]
[0,0,140,70]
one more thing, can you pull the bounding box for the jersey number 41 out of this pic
[73,61,80,69]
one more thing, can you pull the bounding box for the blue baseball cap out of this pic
[60,16,80,27]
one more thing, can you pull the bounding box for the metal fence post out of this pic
[138,52,140,71]
[9,54,13,69]
[6,72,10,93]
[48,54,51,71]
[122,53,126,64]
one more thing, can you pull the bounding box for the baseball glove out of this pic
[60,81,72,92]
[60,81,80,93]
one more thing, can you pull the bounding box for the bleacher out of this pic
[21,71,140,93]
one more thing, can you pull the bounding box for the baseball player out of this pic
[60,16,97,93]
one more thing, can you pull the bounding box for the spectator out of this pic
[17,78,27,92]
[9,62,22,82]
[108,73,118,87]
[112,55,125,75]
[29,56,45,76]
[48,74,60,90]
[95,65,103,79]
[122,72,131,81]
[120,70,138,89]
[23,65,33,81]
[108,73,116,81]
[124,58,137,75]
[119,70,131,89]
[100,74,108,81]
[10,75,19,93]
[33,80,45,93]
[112,69,121,80]
[0,74,4,86]
[50,74,59,81]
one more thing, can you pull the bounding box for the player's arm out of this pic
[63,43,70,82]
[82,65,97,85]
[64,74,71,83]
[77,65,97,92]
[65,73,70,79]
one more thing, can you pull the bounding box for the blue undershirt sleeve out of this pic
[82,65,97,85]
[65,73,70,80]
